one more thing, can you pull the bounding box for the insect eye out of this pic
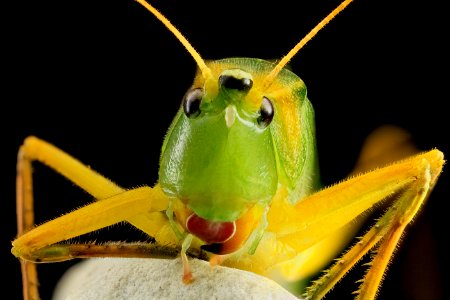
[183,88,203,118]
[257,97,274,128]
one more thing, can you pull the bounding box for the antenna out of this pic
[263,0,355,89]
[135,0,213,81]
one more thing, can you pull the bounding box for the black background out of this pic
[3,0,448,299]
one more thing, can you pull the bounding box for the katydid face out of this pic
[159,58,317,252]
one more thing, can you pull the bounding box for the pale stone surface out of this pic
[53,258,299,300]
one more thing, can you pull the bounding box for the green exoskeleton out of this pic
[12,0,444,299]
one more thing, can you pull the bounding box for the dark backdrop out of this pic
[3,0,448,299]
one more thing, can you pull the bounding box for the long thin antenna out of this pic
[263,0,354,89]
[135,0,213,81]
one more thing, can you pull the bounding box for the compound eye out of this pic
[183,88,203,118]
[257,96,274,128]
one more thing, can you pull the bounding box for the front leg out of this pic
[12,187,169,260]
[14,137,176,300]
[242,149,443,299]
[303,153,440,299]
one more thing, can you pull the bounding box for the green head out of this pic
[159,58,315,222]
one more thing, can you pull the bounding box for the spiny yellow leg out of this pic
[263,149,443,299]
[13,136,178,300]
[12,187,167,258]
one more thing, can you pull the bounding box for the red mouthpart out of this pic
[186,213,236,244]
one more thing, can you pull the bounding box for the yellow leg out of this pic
[265,149,443,299]
[279,125,422,281]
[13,136,176,300]
[268,150,443,250]
[18,137,176,240]
[304,157,435,299]
[227,149,444,296]
[13,187,167,258]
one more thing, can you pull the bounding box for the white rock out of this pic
[53,258,299,300]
